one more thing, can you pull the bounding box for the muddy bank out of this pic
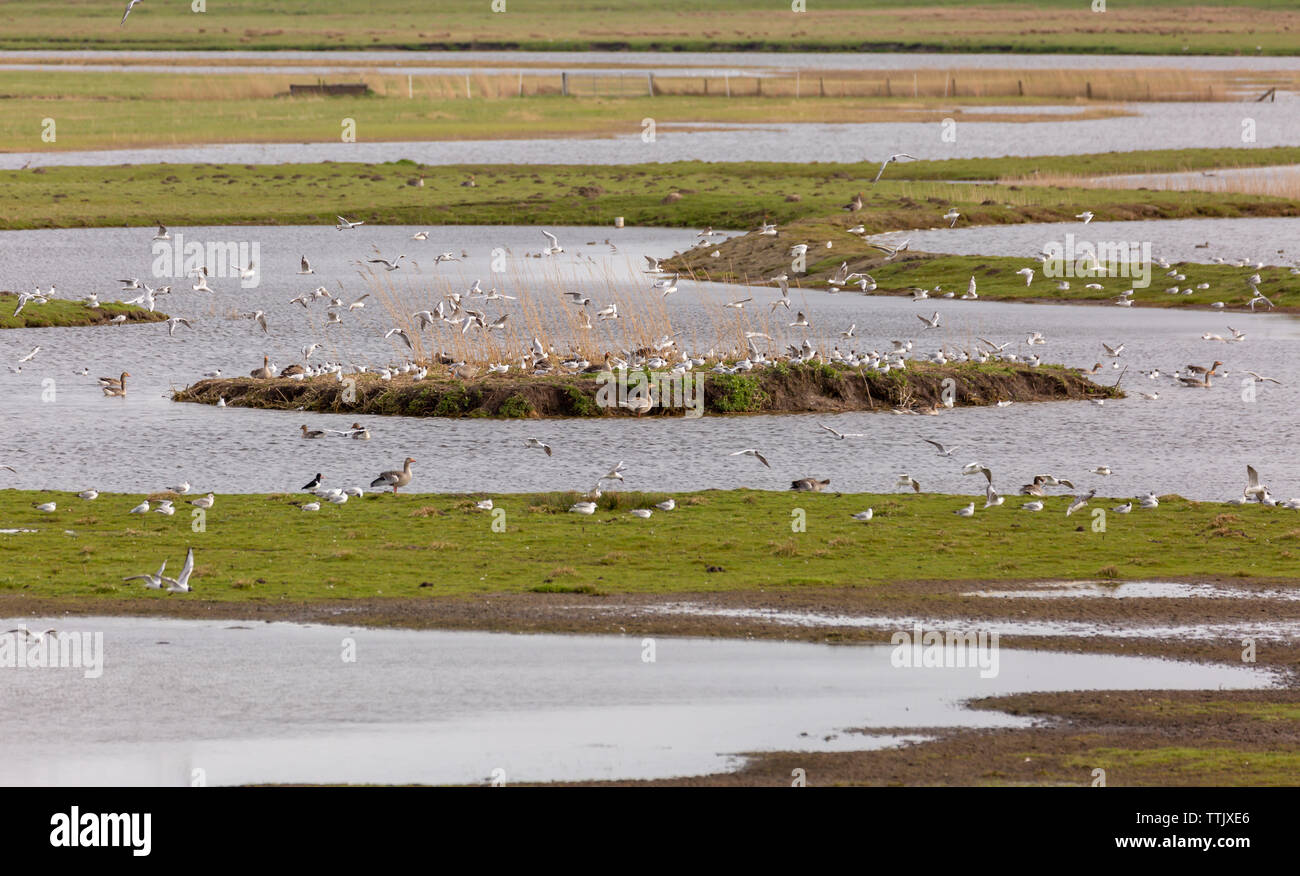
[171,361,1118,418]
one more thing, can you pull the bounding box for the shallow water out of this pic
[3,223,1300,500]
[0,617,1273,785]
[965,580,1300,600]
[875,216,1300,267]
[9,50,1300,73]
[5,101,1299,169]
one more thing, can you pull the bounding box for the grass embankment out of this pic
[1,0,1297,54]
[0,294,166,328]
[675,235,1300,311]
[1,488,1297,603]
[172,362,1116,418]
[620,691,1300,787]
[6,152,1300,230]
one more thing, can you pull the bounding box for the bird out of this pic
[160,548,196,593]
[1243,371,1282,385]
[32,502,56,513]
[189,494,215,509]
[411,231,430,241]
[302,473,323,491]
[943,208,961,227]
[336,215,365,230]
[791,478,831,492]
[730,449,770,468]
[475,499,494,511]
[923,439,959,457]
[1065,489,1096,516]
[983,485,1004,509]
[1244,465,1268,500]
[78,490,98,501]
[297,256,315,274]
[1076,211,1095,224]
[166,482,191,495]
[370,457,415,493]
[895,475,921,493]
[17,346,40,363]
[385,328,414,350]
[1113,502,1132,513]
[524,438,553,457]
[655,499,675,512]
[851,509,874,522]
[1090,466,1112,476]
[301,425,326,439]
[541,230,564,255]
[1020,500,1044,512]
[818,423,865,440]
[124,559,167,590]
[917,311,941,329]
[367,255,406,271]
[630,509,652,518]
[872,153,917,183]
[128,500,149,515]
[1015,268,1035,285]
[120,0,143,26]
[165,317,193,337]
[600,461,627,483]
[568,501,597,515]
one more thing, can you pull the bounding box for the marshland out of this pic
[3,1,1300,790]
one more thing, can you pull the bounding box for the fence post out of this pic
[518,71,523,97]
[819,76,825,97]
[725,72,730,98]
[795,70,800,98]
[885,77,891,97]
[465,74,471,99]
[1086,81,1092,99]
[648,72,656,96]
[561,72,569,97]
[756,77,762,96]
[1017,79,1023,96]
[408,74,412,99]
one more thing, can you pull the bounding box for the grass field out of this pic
[5,152,1300,231]
[0,488,1294,602]
[1,0,1298,53]
[0,294,165,328]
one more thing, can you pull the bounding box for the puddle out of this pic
[0,616,1273,786]
[965,580,1300,601]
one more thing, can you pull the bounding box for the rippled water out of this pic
[965,581,1300,601]
[2,222,1300,500]
[877,216,1300,266]
[9,50,1300,73]
[6,101,1299,169]
[0,617,1272,785]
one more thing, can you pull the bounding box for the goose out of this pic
[347,423,370,441]
[524,438,553,456]
[954,502,975,517]
[842,192,864,212]
[895,475,921,493]
[297,256,315,275]
[568,501,597,514]
[102,381,129,398]
[250,356,273,379]
[370,457,415,493]
[791,478,831,492]
[851,509,874,522]
[98,371,130,389]
[189,493,215,509]
[655,499,676,512]
[301,425,326,439]
[871,153,917,183]
[124,559,167,590]
[78,490,98,500]
[730,449,771,468]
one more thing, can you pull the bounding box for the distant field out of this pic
[0,0,1298,53]
[3,152,1298,231]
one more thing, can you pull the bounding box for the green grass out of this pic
[1,0,1297,53]
[0,295,165,328]
[5,152,1300,231]
[2,489,1297,601]
[1064,748,1300,785]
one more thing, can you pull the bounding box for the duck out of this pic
[370,457,415,493]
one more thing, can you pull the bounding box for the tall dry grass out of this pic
[999,165,1300,197]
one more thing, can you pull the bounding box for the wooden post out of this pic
[795,70,800,98]
[465,73,471,99]
[1086,81,1092,99]
[913,72,917,97]
[561,71,568,97]
[725,72,730,98]
[704,78,709,96]
[648,72,656,96]
[518,71,523,97]
[407,74,412,99]
[819,77,825,97]
[1017,79,1023,96]
[756,77,762,96]
[885,77,891,97]
[944,73,950,98]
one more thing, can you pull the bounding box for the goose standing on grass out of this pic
[371,457,415,493]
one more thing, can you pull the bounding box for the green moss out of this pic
[499,394,535,419]
[706,373,768,413]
